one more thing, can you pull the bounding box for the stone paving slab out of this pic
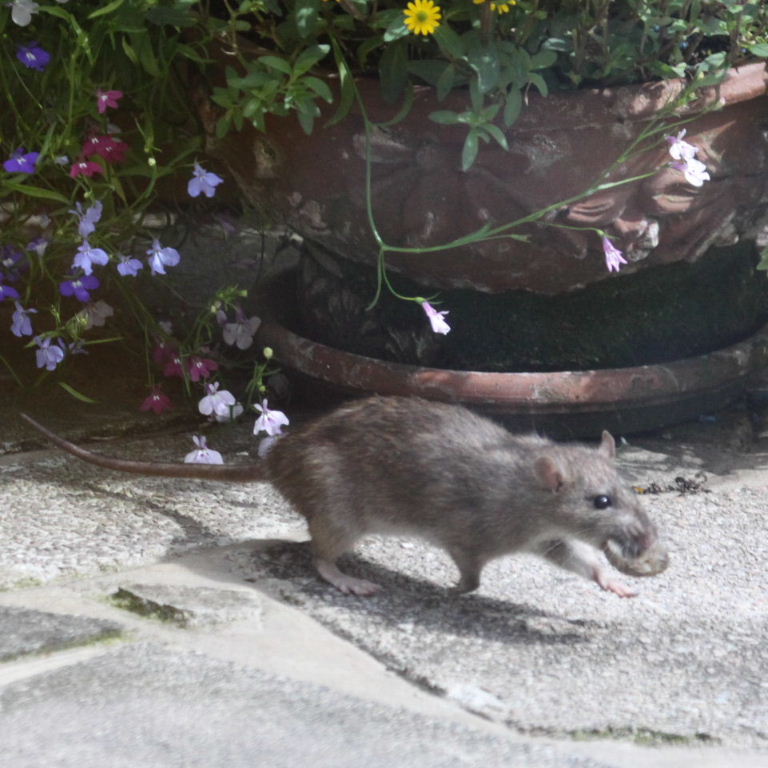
[0,642,608,768]
[2,406,768,765]
[0,607,122,662]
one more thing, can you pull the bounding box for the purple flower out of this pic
[0,283,21,301]
[198,382,236,419]
[420,301,450,335]
[11,302,36,337]
[253,399,290,437]
[1,245,27,281]
[34,336,65,371]
[17,42,51,72]
[72,240,109,275]
[117,255,143,277]
[96,89,123,114]
[188,162,224,198]
[60,274,100,302]
[146,239,181,275]
[184,435,224,465]
[27,236,49,257]
[71,201,103,238]
[140,388,173,415]
[602,236,628,273]
[4,148,40,174]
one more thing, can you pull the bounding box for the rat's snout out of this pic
[603,517,669,578]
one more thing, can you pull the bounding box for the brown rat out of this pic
[20,396,668,597]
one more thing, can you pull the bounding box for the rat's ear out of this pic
[598,430,616,460]
[534,456,566,492]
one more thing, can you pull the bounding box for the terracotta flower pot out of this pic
[202,61,768,294]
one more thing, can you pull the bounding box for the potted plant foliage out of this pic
[2,1,768,435]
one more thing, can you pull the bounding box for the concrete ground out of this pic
[1,367,767,768]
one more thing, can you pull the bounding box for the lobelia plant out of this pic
[1,1,767,462]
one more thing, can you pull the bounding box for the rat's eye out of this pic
[592,495,612,510]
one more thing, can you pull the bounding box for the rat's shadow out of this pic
[243,539,598,647]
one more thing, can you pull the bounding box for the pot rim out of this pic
[257,319,768,415]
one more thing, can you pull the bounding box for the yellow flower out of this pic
[404,0,442,36]
[473,0,518,9]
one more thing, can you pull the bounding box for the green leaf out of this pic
[294,44,330,77]
[482,123,509,151]
[304,76,333,102]
[58,382,99,404]
[407,60,450,87]
[326,38,355,127]
[296,98,320,134]
[130,32,160,76]
[503,87,522,127]
[530,48,557,70]
[467,40,500,94]
[429,110,461,125]
[747,43,768,57]
[2,182,68,203]
[758,247,768,271]
[433,24,464,59]
[383,14,409,43]
[295,0,321,38]
[527,72,549,97]
[88,0,125,18]
[379,40,408,104]
[261,56,292,74]
[146,5,198,27]
[461,129,480,171]
[436,64,456,101]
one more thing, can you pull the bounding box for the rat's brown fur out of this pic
[21,396,668,597]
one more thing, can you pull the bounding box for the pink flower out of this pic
[421,301,450,335]
[162,355,185,378]
[97,89,123,114]
[140,388,174,415]
[82,135,129,164]
[188,356,219,382]
[152,340,177,366]
[602,236,627,273]
[70,160,103,179]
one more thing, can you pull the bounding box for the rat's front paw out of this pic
[593,567,638,598]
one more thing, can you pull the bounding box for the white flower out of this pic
[198,382,236,418]
[213,402,244,423]
[82,300,114,330]
[421,301,450,335]
[253,399,290,437]
[11,1,40,27]
[672,157,710,188]
[666,129,698,163]
[184,435,224,465]
[223,313,261,350]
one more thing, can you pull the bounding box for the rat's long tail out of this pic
[20,413,265,482]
